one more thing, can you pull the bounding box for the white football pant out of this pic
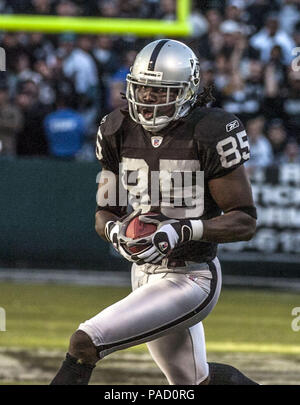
[78,257,222,384]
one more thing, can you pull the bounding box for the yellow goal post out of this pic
[0,0,191,37]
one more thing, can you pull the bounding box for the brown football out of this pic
[125,212,157,253]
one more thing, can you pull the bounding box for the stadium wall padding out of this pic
[0,158,130,271]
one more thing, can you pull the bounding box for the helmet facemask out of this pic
[126,77,197,133]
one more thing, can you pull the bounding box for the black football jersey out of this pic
[96,106,250,263]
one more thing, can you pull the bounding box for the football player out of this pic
[51,39,258,385]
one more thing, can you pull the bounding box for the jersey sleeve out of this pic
[95,113,120,174]
[95,111,127,217]
[196,110,250,180]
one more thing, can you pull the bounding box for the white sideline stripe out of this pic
[0,268,300,290]
[222,275,300,291]
[206,342,300,354]
[219,252,300,264]
[0,268,131,287]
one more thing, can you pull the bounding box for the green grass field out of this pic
[0,281,299,384]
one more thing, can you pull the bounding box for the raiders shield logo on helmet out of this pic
[151,136,163,148]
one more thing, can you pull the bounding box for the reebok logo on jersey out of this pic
[226,120,239,132]
[158,241,169,252]
[151,136,163,148]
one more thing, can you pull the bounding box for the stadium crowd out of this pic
[0,0,299,167]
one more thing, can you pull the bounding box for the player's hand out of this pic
[105,220,120,248]
[105,211,141,262]
[105,214,137,262]
[128,213,202,265]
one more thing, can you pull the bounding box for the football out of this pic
[125,212,157,253]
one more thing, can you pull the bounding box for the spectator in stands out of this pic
[278,0,300,36]
[205,7,223,34]
[14,53,42,89]
[198,0,224,14]
[76,0,99,16]
[219,19,259,61]
[51,55,79,110]
[264,64,300,140]
[196,8,224,60]
[31,0,53,15]
[25,33,56,67]
[62,34,99,95]
[266,119,288,163]
[1,33,26,74]
[57,32,75,59]
[118,0,152,19]
[245,115,273,173]
[200,61,222,107]
[44,93,86,159]
[61,34,100,133]
[112,49,137,83]
[0,82,23,157]
[267,45,287,86]
[250,13,295,65]
[0,0,10,13]
[8,0,32,13]
[219,20,244,62]
[221,55,265,123]
[263,60,284,121]
[16,81,49,156]
[293,21,300,47]
[93,36,120,82]
[283,70,300,141]
[97,0,121,18]
[213,52,231,94]
[34,59,56,106]
[158,0,176,21]
[245,0,280,32]
[278,138,300,164]
[225,0,247,25]
[93,35,121,114]
[56,0,80,17]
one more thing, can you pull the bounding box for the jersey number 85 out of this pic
[216,130,250,169]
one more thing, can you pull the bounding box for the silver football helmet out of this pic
[126,39,201,132]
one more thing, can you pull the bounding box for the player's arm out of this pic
[94,113,127,244]
[94,173,135,263]
[95,172,128,244]
[95,178,121,241]
[95,211,120,241]
[202,165,256,242]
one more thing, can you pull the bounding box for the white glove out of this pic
[104,211,144,262]
[127,213,204,265]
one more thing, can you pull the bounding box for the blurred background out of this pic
[0,0,300,385]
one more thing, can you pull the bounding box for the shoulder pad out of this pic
[99,107,129,137]
[193,107,243,146]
